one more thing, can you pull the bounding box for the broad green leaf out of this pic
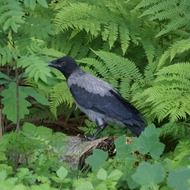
[1,82,30,123]
[95,183,107,190]
[86,149,107,171]
[97,168,107,180]
[12,185,26,190]
[0,170,7,181]
[36,127,52,139]
[31,184,55,190]
[56,166,68,180]
[0,152,6,161]
[22,122,37,136]
[17,168,31,179]
[108,169,123,181]
[132,124,165,159]
[132,162,166,186]
[167,168,190,190]
[115,136,131,159]
[21,87,49,105]
[75,180,94,190]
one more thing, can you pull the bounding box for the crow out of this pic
[49,56,145,140]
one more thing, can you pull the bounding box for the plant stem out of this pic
[15,61,20,132]
[0,108,3,137]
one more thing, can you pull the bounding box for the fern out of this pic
[158,38,190,69]
[136,0,190,37]
[160,122,190,139]
[53,1,141,54]
[22,17,54,40]
[49,82,74,117]
[80,50,143,98]
[0,0,25,32]
[134,62,190,122]
[17,55,52,83]
[0,46,17,66]
[22,0,48,10]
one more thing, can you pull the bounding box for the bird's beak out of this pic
[48,61,55,67]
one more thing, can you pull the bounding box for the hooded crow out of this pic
[49,56,145,140]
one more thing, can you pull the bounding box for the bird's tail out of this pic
[125,117,145,137]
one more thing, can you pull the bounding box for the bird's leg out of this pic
[85,120,107,141]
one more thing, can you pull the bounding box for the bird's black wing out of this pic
[70,84,145,133]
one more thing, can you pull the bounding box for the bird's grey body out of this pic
[68,69,113,96]
[67,68,144,136]
[49,56,145,139]
[68,70,111,126]
[68,70,129,125]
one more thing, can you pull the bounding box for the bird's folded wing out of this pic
[69,84,138,122]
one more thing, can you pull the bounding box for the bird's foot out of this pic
[81,135,97,141]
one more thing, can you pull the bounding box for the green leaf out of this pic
[119,25,130,55]
[86,149,107,171]
[0,1,25,32]
[108,169,123,181]
[17,55,51,83]
[132,162,166,186]
[75,180,94,190]
[115,136,131,159]
[132,124,165,159]
[1,82,30,123]
[22,122,37,136]
[97,168,107,180]
[167,168,190,190]
[0,170,7,181]
[56,166,68,180]
[0,72,11,80]
[0,152,6,161]
[24,0,36,10]
[22,87,49,106]
[36,127,52,139]
[37,0,48,8]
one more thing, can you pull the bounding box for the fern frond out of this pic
[0,46,17,66]
[158,38,190,69]
[23,0,48,10]
[156,62,190,79]
[0,0,25,32]
[119,25,130,55]
[17,55,52,83]
[54,3,100,35]
[79,51,143,99]
[160,123,190,139]
[134,0,161,10]
[22,17,54,39]
[136,0,190,37]
[54,1,136,54]
[140,0,177,17]
[49,82,74,117]
[134,62,190,122]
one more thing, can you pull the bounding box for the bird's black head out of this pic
[48,56,79,78]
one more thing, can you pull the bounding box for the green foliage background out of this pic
[0,0,190,189]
